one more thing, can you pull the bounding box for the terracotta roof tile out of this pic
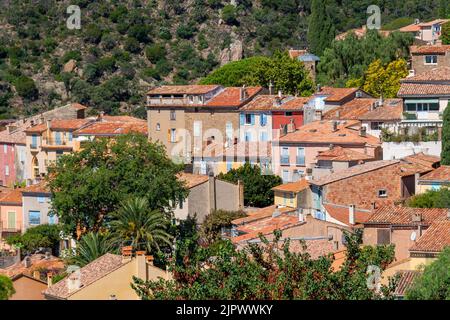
[44,253,126,299]
[286,238,338,259]
[0,254,64,278]
[419,165,450,182]
[241,95,310,111]
[323,98,378,120]
[323,203,372,225]
[365,205,448,226]
[0,127,26,144]
[74,122,147,136]
[101,115,145,123]
[403,67,450,82]
[393,270,421,297]
[316,146,374,162]
[232,205,296,226]
[410,44,450,54]
[272,178,310,193]
[205,87,262,107]
[279,120,380,146]
[409,220,450,253]
[399,24,422,32]
[177,172,209,189]
[25,119,92,133]
[398,82,450,96]
[317,87,359,103]
[148,85,221,95]
[402,153,440,169]
[71,103,87,110]
[310,160,399,186]
[358,99,403,121]
[0,188,23,205]
[22,182,50,194]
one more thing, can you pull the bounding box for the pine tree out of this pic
[441,21,450,45]
[441,103,450,165]
[307,0,335,56]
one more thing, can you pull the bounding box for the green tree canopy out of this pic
[441,21,450,45]
[407,188,450,208]
[6,224,61,255]
[307,0,335,56]
[0,275,15,300]
[200,209,246,245]
[406,247,450,299]
[201,51,314,96]
[218,163,282,207]
[442,102,450,165]
[132,229,397,300]
[69,232,117,267]
[47,134,188,237]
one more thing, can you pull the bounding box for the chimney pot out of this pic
[447,209,450,220]
[349,204,355,225]
[33,270,41,280]
[332,121,338,132]
[360,126,367,137]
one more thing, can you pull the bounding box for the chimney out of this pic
[45,251,51,260]
[272,206,281,218]
[146,255,154,266]
[33,270,41,280]
[298,209,304,222]
[278,90,282,98]
[47,272,53,287]
[121,245,133,263]
[331,121,338,132]
[359,126,367,137]
[287,118,296,133]
[411,212,422,222]
[240,85,247,101]
[23,256,31,268]
[97,111,105,121]
[371,202,377,210]
[349,204,355,225]
[40,116,45,124]
[447,209,450,220]
[46,119,51,130]
[136,250,147,280]
[305,167,313,180]
[329,143,334,150]
[269,81,273,95]
[315,110,322,121]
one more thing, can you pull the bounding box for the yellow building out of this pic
[271,178,310,209]
[417,165,450,194]
[44,252,170,300]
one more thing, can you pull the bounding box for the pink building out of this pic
[0,127,26,187]
[272,120,382,182]
[0,188,23,235]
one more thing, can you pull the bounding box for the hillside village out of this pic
[1,9,450,301]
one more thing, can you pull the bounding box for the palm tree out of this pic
[110,197,173,253]
[71,232,116,267]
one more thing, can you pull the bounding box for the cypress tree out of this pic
[307,0,335,56]
[441,103,450,165]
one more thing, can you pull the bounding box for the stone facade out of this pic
[411,52,450,76]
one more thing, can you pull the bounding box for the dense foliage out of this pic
[46,134,187,237]
[348,58,408,98]
[201,51,314,95]
[407,188,450,208]
[69,232,117,267]
[132,229,397,300]
[441,21,450,45]
[199,209,246,244]
[406,247,450,299]
[317,30,413,86]
[0,275,15,300]
[6,224,61,255]
[442,102,450,165]
[218,163,282,207]
[307,0,335,56]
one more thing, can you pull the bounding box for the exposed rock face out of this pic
[219,39,243,65]
[63,59,77,73]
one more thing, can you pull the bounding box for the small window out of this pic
[37,196,46,203]
[370,122,383,130]
[378,189,387,198]
[245,114,252,125]
[156,123,161,131]
[377,229,391,245]
[68,132,73,142]
[285,112,293,116]
[424,55,437,64]
[193,121,201,137]
[170,110,176,121]
[29,211,41,226]
[188,96,194,104]
[48,214,57,225]
[170,129,176,143]
[226,162,232,172]
[5,165,9,176]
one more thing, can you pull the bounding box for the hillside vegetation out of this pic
[0,0,444,118]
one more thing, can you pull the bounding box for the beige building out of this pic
[146,85,262,162]
[175,173,244,223]
[44,252,170,300]
[410,45,450,76]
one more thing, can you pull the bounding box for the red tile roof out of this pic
[205,87,263,107]
[0,188,23,205]
[323,203,372,225]
[25,119,92,133]
[232,205,296,226]
[272,178,310,193]
[398,82,450,96]
[316,146,374,162]
[403,67,450,82]
[287,238,338,259]
[71,103,87,110]
[419,165,450,183]
[148,85,221,95]
[410,44,450,54]
[0,254,64,278]
[0,127,26,144]
[44,253,126,299]
[310,160,399,186]
[399,24,422,32]
[101,115,145,123]
[358,99,403,121]
[22,182,50,194]
[74,122,147,136]
[241,95,310,111]
[365,205,448,226]
[409,220,450,253]
[177,172,209,189]
[317,87,359,103]
[393,270,421,297]
[279,120,381,146]
[232,213,302,243]
[323,98,378,120]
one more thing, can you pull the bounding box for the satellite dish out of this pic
[410,231,417,241]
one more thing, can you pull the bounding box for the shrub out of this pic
[13,75,38,100]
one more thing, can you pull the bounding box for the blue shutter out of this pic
[251,114,255,125]
[260,113,267,126]
[240,114,245,125]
